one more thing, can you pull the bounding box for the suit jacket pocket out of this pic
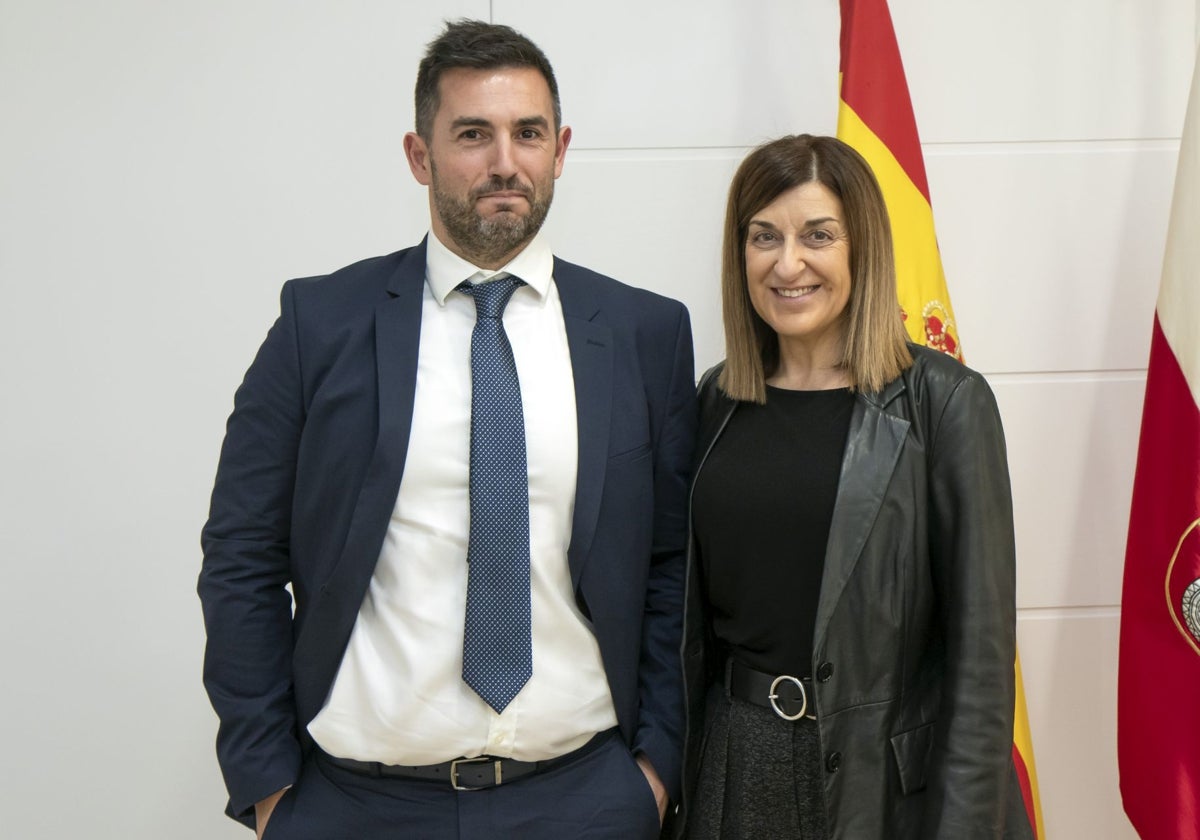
[889,721,935,795]
[608,441,652,464]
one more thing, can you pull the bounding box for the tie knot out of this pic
[459,275,525,319]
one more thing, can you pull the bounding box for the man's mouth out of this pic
[479,191,528,200]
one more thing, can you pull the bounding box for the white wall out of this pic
[0,1,1191,837]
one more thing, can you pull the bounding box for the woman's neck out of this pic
[769,335,849,391]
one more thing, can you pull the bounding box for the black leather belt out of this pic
[319,728,615,790]
[726,657,817,721]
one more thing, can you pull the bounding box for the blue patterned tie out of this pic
[458,275,532,713]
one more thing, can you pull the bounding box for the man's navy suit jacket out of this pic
[199,240,697,826]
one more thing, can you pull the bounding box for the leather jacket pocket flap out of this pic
[889,722,935,795]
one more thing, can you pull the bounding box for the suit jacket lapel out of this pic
[295,240,427,721]
[813,376,910,652]
[321,244,425,599]
[370,241,427,504]
[554,259,613,588]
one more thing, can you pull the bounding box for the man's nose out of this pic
[488,136,519,179]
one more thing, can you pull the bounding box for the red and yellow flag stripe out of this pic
[837,2,1044,836]
[837,0,961,360]
[1012,652,1044,838]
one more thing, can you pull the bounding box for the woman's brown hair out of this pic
[718,134,912,402]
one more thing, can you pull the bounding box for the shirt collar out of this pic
[425,230,554,304]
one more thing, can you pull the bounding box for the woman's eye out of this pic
[805,229,836,246]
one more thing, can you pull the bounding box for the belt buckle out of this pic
[768,674,814,721]
[450,756,502,791]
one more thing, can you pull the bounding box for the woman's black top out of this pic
[692,385,854,678]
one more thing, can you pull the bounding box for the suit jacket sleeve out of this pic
[198,281,306,826]
[632,301,697,801]
[924,373,1018,837]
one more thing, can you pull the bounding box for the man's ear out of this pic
[403,132,433,186]
[553,125,572,179]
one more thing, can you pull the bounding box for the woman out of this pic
[678,135,1027,839]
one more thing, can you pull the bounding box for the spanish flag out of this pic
[1117,48,1200,840]
[836,1,1044,836]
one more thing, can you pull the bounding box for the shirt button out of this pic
[825,751,842,773]
[816,662,834,682]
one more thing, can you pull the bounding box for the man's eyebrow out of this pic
[449,117,492,130]
[447,115,550,131]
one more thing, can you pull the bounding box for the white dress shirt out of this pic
[307,231,618,764]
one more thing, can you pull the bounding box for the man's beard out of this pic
[432,170,554,266]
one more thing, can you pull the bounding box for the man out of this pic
[199,19,696,839]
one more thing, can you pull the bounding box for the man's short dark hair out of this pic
[414,19,562,140]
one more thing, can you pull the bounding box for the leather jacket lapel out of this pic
[813,378,910,652]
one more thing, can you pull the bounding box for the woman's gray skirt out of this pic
[688,684,829,840]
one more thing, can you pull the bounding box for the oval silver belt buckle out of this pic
[768,674,808,721]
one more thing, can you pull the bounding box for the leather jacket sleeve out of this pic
[920,370,1017,837]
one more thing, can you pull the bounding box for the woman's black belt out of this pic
[725,657,817,721]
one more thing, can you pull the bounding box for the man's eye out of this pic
[460,129,483,140]
[519,129,541,140]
